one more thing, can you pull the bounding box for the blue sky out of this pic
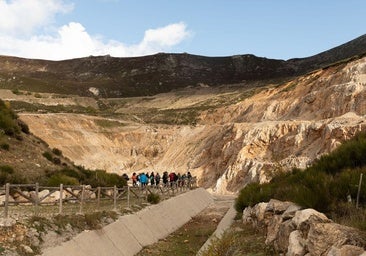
[0,0,365,60]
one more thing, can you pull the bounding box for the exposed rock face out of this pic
[242,200,366,255]
[19,56,366,193]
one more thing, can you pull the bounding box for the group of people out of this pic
[128,171,193,188]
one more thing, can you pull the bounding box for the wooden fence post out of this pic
[113,185,117,211]
[97,187,101,210]
[79,185,85,214]
[127,186,130,208]
[35,182,39,216]
[4,183,10,218]
[356,173,363,209]
[59,184,63,215]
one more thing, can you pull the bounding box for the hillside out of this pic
[0,34,366,193]
[0,34,365,98]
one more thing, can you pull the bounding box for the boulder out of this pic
[287,230,306,256]
[275,219,296,253]
[265,214,283,245]
[307,222,366,256]
[327,245,365,256]
[254,202,268,224]
[292,208,330,230]
[266,199,295,214]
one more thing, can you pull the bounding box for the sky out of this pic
[0,0,365,61]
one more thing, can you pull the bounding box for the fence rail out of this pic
[0,181,195,219]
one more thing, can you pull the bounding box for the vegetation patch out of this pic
[235,131,366,230]
[200,221,268,256]
[41,167,127,187]
[147,192,160,204]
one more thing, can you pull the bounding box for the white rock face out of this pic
[18,56,366,194]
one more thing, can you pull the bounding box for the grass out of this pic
[94,119,124,128]
[136,214,220,256]
[200,221,269,256]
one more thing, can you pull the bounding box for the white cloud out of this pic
[0,0,73,37]
[0,21,191,60]
[0,1,191,60]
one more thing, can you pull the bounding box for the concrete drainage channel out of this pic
[42,188,214,256]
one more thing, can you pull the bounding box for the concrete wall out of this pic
[42,188,213,256]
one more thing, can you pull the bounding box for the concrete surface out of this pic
[42,188,213,256]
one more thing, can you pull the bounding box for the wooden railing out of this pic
[0,180,196,218]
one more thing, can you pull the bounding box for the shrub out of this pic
[235,182,272,211]
[235,131,366,215]
[0,165,14,175]
[84,169,126,187]
[53,157,61,165]
[42,151,53,161]
[52,148,62,156]
[147,192,160,204]
[0,166,27,185]
[0,143,9,150]
[46,174,79,186]
[17,119,30,134]
[42,167,127,187]
[310,131,366,175]
[0,99,19,136]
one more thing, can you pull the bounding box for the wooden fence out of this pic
[0,181,196,219]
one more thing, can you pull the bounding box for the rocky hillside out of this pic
[1,34,366,194]
[0,34,365,98]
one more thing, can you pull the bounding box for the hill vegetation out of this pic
[235,131,366,230]
[0,99,126,187]
[0,34,365,98]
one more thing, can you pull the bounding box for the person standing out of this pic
[150,172,155,186]
[155,172,161,187]
[131,172,138,187]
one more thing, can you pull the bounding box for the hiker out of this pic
[181,173,187,186]
[155,172,161,187]
[131,172,138,187]
[177,173,182,187]
[162,171,169,186]
[150,172,155,186]
[139,172,148,187]
[169,172,176,187]
[187,171,192,188]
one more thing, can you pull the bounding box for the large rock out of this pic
[307,222,366,255]
[287,230,306,256]
[275,220,296,253]
[292,209,330,229]
[327,245,365,256]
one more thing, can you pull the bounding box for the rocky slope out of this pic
[14,54,366,194]
[0,34,365,98]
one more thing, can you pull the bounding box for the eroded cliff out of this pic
[17,56,366,194]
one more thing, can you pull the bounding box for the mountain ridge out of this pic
[0,34,365,98]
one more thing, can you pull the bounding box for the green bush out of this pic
[310,132,366,175]
[0,165,14,174]
[84,169,126,187]
[17,119,30,134]
[42,167,127,187]
[52,148,63,156]
[0,165,27,185]
[147,192,160,204]
[46,174,79,186]
[0,143,10,150]
[235,182,272,211]
[235,131,366,215]
[42,151,53,161]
